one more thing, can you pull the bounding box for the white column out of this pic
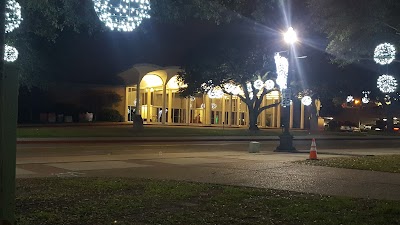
[168,89,173,124]
[261,98,266,127]
[206,96,212,125]
[272,100,276,128]
[136,83,141,115]
[162,85,167,124]
[300,103,305,129]
[222,97,226,125]
[147,89,151,123]
[186,98,190,125]
[237,97,241,126]
[290,103,294,129]
[125,87,129,122]
[228,96,233,126]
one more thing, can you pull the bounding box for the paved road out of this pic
[16,140,400,200]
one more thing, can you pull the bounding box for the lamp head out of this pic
[284,27,298,44]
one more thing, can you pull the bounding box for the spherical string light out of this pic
[346,95,354,103]
[301,96,312,106]
[374,43,396,65]
[211,103,217,110]
[93,0,151,32]
[208,86,224,99]
[253,79,264,90]
[362,91,370,104]
[5,0,22,33]
[274,53,288,90]
[264,80,275,90]
[4,44,18,62]
[377,75,397,93]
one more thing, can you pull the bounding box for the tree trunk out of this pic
[248,108,259,131]
[309,102,318,131]
[386,105,394,133]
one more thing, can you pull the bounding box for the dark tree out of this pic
[178,34,280,131]
[307,0,400,64]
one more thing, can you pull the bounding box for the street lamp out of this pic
[276,27,298,152]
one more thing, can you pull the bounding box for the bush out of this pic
[97,109,123,122]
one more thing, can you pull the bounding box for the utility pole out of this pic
[0,0,18,223]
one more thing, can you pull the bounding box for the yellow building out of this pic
[119,64,308,128]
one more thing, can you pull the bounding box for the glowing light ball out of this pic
[93,0,151,32]
[190,96,195,102]
[274,53,288,90]
[374,43,396,65]
[208,86,224,99]
[301,96,312,106]
[223,83,235,93]
[211,103,217,110]
[253,79,264,90]
[5,0,22,33]
[4,44,18,62]
[377,75,397,93]
[231,86,241,96]
[346,95,354,103]
[200,103,205,109]
[265,80,275,90]
[246,82,253,92]
[362,97,370,104]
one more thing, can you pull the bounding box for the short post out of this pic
[249,141,260,153]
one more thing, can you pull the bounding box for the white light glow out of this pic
[141,74,163,88]
[346,95,354,103]
[274,53,288,90]
[362,91,370,104]
[253,79,264,90]
[301,96,312,106]
[377,75,397,93]
[264,80,275,90]
[284,27,298,44]
[93,0,151,32]
[5,0,22,33]
[211,103,217,110]
[374,43,396,65]
[208,86,224,99]
[223,83,235,94]
[4,44,18,62]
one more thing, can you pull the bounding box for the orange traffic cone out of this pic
[309,138,318,160]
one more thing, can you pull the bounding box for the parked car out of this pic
[340,125,352,132]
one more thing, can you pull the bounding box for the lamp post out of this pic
[276,27,298,152]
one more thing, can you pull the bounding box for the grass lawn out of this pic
[298,155,400,173]
[17,126,311,138]
[16,178,400,225]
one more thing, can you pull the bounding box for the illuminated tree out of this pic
[178,35,280,131]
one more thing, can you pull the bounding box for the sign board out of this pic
[281,89,291,107]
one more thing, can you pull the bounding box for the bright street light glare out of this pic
[284,27,298,44]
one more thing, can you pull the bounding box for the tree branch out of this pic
[258,101,281,114]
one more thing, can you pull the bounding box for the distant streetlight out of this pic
[276,27,298,152]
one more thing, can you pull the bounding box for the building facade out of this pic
[119,64,309,128]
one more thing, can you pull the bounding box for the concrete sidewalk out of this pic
[16,148,400,201]
[16,135,400,144]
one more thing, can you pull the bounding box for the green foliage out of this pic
[79,90,122,114]
[307,0,400,64]
[97,108,123,122]
[152,0,277,24]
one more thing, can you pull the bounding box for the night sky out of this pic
[45,2,400,101]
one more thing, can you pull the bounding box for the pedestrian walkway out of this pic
[16,149,400,201]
